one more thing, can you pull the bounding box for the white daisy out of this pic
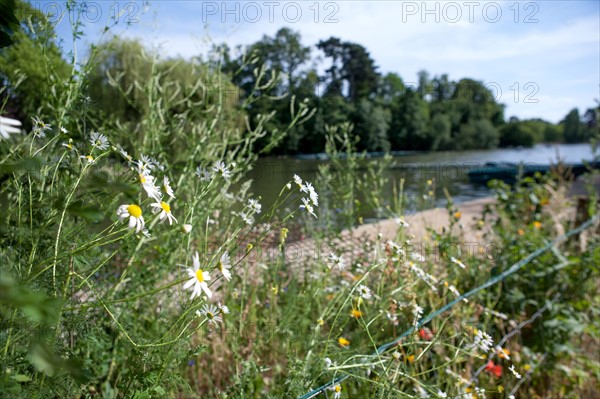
[216,251,232,281]
[394,218,410,228]
[293,174,303,188]
[152,158,164,171]
[80,155,96,165]
[414,385,430,398]
[90,131,109,150]
[240,211,254,225]
[413,304,424,326]
[473,330,494,353]
[329,384,342,399]
[301,181,319,206]
[410,252,425,262]
[196,304,222,325]
[31,116,51,138]
[247,198,262,214]
[196,166,212,181]
[61,139,75,151]
[140,154,157,171]
[327,253,345,270]
[450,257,466,269]
[137,170,161,200]
[0,116,22,139]
[218,302,230,314]
[212,161,231,179]
[117,204,145,233]
[183,251,212,299]
[309,189,319,206]
[150,200,178,225]
[300,197,317,218]
[162,176,175,199]
[494,345,510,360]
[357,284,372,299]
[117,146,133,163]
[509,365,522,379]
[446,283,468,303]
[386,311,398,325]
[60,126,68,134]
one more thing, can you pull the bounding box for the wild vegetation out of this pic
[1,2,599,398]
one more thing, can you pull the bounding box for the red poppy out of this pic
[418,327,434,340]
[484,360,503,378]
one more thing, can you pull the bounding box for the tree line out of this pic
[1,9,597,155]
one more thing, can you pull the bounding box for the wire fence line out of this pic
[299,215,599,399]
[468,292,561,385]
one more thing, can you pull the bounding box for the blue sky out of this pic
[45,1,599,123]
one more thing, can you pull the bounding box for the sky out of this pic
[44,0,600,123]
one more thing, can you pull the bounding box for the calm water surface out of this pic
[247,143,598,219]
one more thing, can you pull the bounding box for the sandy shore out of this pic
[270,197,495,271]
[350,197,494,243]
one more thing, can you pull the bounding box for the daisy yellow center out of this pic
[206,312,214,319]
[139,174,147,183]
[160,201,171,213]
[86,155,94,161]
[195,269,205,283]
[335,385,341,393]
[127,204,142,218]
[217,261,223,271]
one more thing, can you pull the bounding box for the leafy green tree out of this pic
[215,28,313,154]
[582,106,599,141]
[451,79,503,124]
[431,74,455,102]
[561,108,586,143]
[0,0,70,124]
[352,98,390,152]
[0,0,19,48]
[86,37,245,157]
[342,42,379,101]
[311,94,354,153]
[388,88,430,150]
[543,123,563,143]
[378,72,405,104]
[499,121,537,147]
[245,27,310,93]
[417,69,432,100]
[316,37,344,97]
[428,113,452,150]
[317,37,379,101]
[86,39,151,122]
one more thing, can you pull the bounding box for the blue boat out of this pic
[467,161,600,185]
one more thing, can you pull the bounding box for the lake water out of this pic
[247,143,598,219]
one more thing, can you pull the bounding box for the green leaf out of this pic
[0,156,43,175]
[13,374,31,382]
[67,202,104,222]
